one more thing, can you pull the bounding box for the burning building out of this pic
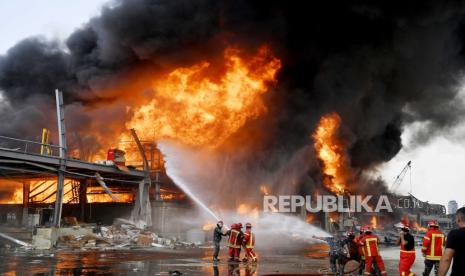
[0,0,465,241]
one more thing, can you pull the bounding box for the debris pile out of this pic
[57,234,111,249]
[55,218,183,250]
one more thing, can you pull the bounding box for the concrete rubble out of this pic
[32,228,57,250]
[1,216,203,251]
[27,217,192,250]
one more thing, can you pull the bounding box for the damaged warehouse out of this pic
[0,93,195,249]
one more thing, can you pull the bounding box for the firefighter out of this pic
[397,224,416,276]
[313,233,345,276]
[242,222,257,262]
[354,226,366,276]
[236,223,244,259]
[343,231,360,275]
[422,220,445,276]
[227,223,241,261]
[359,226,387,276]
[344,231,360,262]
[213,220,227,262]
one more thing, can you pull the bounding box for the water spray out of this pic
[157,141,330,243]
[164,171,221,221]
[158,141,221,222]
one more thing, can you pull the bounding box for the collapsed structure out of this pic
[0,93,191,248]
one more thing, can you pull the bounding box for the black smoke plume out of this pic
[1,0,465,195]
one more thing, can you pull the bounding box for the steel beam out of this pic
[0,148,145,178]
[53,89,67,227]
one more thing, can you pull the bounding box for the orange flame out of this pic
[260,185,270,195]
[313,113,351,194]
[0,187,23,204]
[371,216,377,229]
[237,203,260,219]
[28,179,76,204]
[202,221,216,231]
[411,221,427,232]
[0,180,77,204]
[125,46,281,148]
[0,179,135,204]
[86,187,134,203]
[306,213,315,223]
[329,212,339,222]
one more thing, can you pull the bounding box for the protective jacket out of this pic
[422,228,445,261]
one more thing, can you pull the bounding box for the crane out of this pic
[390,161,411,193]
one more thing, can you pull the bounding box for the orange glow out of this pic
[202,221,216,231]
[160,193,175,200]
[313,113,351,194]
[86,187,134,203]
[29,179,77,204]
[371,216,378,229]
[411,221,427,232]
[329,212,339,222]
[0,179,76,204]
[115,141,165,171]
[125,46,281,148]
[237,203,249,215]
[306,213,315,223]
[0,187,22,204]
[159,192,185,201]
[237,203,260,219]
[0,179,135,204]
[306,243,330,258]
[12,188,23,203]
[260,185,270,195]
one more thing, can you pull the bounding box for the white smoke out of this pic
[157,140,330,248]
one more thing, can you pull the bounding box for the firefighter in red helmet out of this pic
[359,226,387,275]
[227,223,241,261]
[355,226,367,275]
[397,224,416,276]
[422,220,445,276]
[236,223,244,259]
[242,222,257,262]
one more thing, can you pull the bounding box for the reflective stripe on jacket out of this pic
[422,229,445,261]
[243,230,255,249]
[228,229,240,248]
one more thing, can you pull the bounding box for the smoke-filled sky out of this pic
[1,0,465,209]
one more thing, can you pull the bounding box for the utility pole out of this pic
[53,89,67,227]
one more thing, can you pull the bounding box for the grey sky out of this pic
[379,126,465,210]
[0,0,108,54]
[0,0,463,210]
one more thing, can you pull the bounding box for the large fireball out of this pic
[126,46,281,148]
